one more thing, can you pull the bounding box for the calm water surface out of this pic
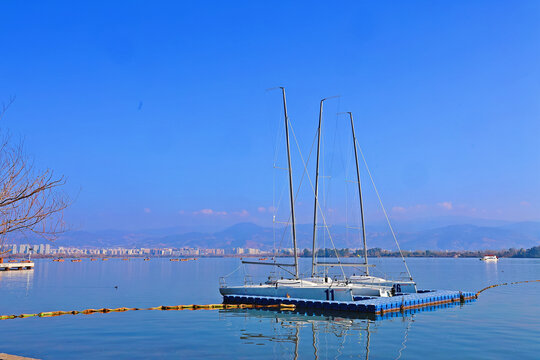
[0,257,538,359]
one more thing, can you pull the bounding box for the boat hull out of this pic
[349,276,417,294]
[220,277,397,300]
[220,284,354,301]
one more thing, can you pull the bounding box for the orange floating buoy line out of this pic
[170,258,179,262]
[0,303,297,321]
[71,259,82,263]
[475,279,540,297]
[52,259,64,262]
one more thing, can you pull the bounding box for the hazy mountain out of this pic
[397,224,539,251]
[386,216,513,233]
[12,220,540,251]
[498,221,540,239]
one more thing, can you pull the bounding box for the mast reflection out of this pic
[220,308,417,359]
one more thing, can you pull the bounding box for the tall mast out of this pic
[348,112,369,275]
[281,87,299,279]
[311,98,324,277]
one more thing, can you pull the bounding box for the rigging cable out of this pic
[355,140,414,281]
[289,122,347,279]
[275,125,319,260]
[272,114,286,259]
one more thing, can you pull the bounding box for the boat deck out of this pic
[223,289,476,315]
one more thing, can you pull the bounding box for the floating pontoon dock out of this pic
[223,289,476,315]
[0,262,34,271]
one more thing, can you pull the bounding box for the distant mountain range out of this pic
[12,217,540,251]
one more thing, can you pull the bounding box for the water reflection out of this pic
[0,269,34,295]
[221,308,416,359]
[482,260,500,285]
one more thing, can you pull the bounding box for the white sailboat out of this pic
[219,88,416,301]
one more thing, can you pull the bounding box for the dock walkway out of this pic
[0,262,34,271]
[223,289,476,315]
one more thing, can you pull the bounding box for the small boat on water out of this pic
[170,258,180,262]
[53,259,65,262]
[481,255,498,262]
[71,259,82,263]
[144,258,150,261]
[122,258,129,261]
[219,89,417,301]
[102,258,109,261]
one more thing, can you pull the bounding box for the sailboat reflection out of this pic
[220,308,419,360]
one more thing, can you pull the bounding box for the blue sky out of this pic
[1,1,539,231]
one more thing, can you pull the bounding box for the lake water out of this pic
[0,257,538,359]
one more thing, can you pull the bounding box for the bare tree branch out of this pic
[0,96,16,122]
[0,101,70,255]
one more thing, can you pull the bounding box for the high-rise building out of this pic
[36,244,51,255]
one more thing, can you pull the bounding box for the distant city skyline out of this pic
[1,1,538,231]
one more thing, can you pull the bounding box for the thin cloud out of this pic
[392,206,406,213]
[193,209,228,216]
[437,202,453,210]
[390,204,426,214]
[234,209,249,217]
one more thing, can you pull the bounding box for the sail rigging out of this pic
[348,112,369,274]
[281,87,299,279]
[222,89,417,301]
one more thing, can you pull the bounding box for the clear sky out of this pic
[1,1,539,231]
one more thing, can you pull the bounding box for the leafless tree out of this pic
[0,97,70,258]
